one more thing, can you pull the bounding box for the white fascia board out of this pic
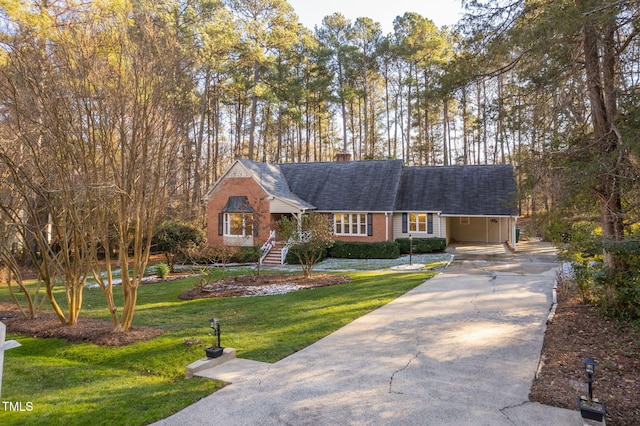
[317,210,393,214]
[441,214,514,218]
[396,210,442,214]
[270,195,316,212]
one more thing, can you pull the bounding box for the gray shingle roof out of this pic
[394,165,518,215]
[237,159,315,210]
[212,159,518,216]
[279,160,404,211]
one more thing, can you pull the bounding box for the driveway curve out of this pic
[155,241,580,425]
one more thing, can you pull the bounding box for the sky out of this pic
[287,0,464,33]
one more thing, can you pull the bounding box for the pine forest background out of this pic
[0,0,639,240]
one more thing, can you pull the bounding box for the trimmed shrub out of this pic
[396,238,446,254]
[328,241,400,259]
[153,220,206,271]
[153,220,206,254]
[235,246,260,263]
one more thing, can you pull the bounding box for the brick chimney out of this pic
[336,151,352,162]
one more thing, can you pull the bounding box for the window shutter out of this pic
[402,213,408,233]
[427,213,433,234]
[367,213,373,236]
[252,217,259,237]
[218,213,224,235]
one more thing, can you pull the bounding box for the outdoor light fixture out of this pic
[582,358,597,400]
[205,317,224,359]
[577,357,606,422]
[583,357,596,377]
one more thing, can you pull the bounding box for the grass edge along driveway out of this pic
[1,270,435,426]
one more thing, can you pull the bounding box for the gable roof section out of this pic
[236,159,315,210]
[395,165,518,216]
[279,160,403,211]
[202,159,315,211]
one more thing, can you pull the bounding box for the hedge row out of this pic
[328,241,400,259]
[395,238,446,254]
[285,238,447,263]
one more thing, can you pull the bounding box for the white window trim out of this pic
[407,212,434,234]
[409,213,427,233]
[224,213,253,237]
[334,213,368,236]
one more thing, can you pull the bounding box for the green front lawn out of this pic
[1,270,434,425]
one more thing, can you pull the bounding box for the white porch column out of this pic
[294,212,303,240]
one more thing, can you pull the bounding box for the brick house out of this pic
[202,156,519,263]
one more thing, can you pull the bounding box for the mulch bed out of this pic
[178,273,352,299]
[529,283,640,425]
[0,302,164,346]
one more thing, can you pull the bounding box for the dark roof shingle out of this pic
[279,160,403,211]
[394,165,518,215]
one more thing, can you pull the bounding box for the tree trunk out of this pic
[580,4,625,271]
[443,97,449,166]
[248,62,260,160]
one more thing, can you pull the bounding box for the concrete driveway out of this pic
[155,241,581,425]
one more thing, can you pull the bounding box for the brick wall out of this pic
[205,177,270,247]
[329,213,392,242]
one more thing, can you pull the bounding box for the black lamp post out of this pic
[409,234,413,266]
[205,317,224,359]
[583,357,596,401]
[577,357,606,422]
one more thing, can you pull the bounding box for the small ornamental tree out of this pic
[153,221,206,272]
[279,213,334,278]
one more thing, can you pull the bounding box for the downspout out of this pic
[385,212,390,241]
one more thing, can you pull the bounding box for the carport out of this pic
[394,165,520,249]
[446,215,518,246]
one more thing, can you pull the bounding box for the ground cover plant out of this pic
[0,266,436,426]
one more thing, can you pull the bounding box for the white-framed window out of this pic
[409,213,434,233]
[409,213,426,232]
[460,217,470,225]
[224,213,253,237]
[334,213,367,235]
